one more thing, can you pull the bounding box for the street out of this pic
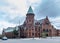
[0,37,60,43]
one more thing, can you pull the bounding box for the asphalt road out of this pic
[0,38,60,43]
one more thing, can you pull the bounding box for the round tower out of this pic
[26,6,35,26]
[26,6,35,38]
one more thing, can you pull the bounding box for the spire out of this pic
[28,6,33,13]
[46,16,48,20]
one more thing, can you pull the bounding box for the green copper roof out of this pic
[28,6,33,13]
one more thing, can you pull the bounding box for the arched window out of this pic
[46,22,49,25]
[46,29,48,32]
[43,29,45,32]
[43,29,49,32]
[32,33,34,36]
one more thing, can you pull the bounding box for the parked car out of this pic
[2,36,8,40]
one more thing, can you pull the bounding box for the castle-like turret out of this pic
[26,6,35,38]
[26,6,35,25]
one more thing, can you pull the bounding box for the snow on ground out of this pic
[0,37,60,43]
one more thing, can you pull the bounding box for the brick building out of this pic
[21,6,59,38]
[2,27,19,38]
[18,25,26,38]
[2,6,60,38]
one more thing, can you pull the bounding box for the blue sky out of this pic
[0,0,60,34]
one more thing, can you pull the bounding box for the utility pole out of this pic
[2,28,5,37]
[18,20,20,38]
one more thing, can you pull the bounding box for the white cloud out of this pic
[0,0,60,34]
[0,0,42,20]
[0,6,26,19]
[26,0,42,10]
[50,17,60,29]
[0,0,28,20]
[6,0,28,15]
[27,0,42,4]
[0,20,16,34]
[0,0,29,34]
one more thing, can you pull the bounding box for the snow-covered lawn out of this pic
[0,37,60,43]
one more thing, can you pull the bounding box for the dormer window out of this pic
[46,22,49,25]
[35,22,40,25]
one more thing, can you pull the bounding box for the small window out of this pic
[32,33,34,35]
[46,22,49,25]
[43,29,48,32]
[29,26,31,28]
[38,33,40,35]
[49,29,51,32]
[35,33,37,36]
[29,19,31,22]
[35,28,37,31]
[39,28,40,31]
[46,29,48,32]
[43,29,45,32]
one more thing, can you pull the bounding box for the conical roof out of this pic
[28,6,33,13]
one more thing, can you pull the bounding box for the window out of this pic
[43,29,45,32]
[46,22,49,25]
[39,28,40,31]
[38,33,40,35]
[35,22,39,25]
[46,29,48,32]
[29,19,31,22]
[49,29,51,32]
[35,28,37,31]
[32,33,34,36]
[32,29,34,30]
[29,26,31,28]
[43,29,48,32]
